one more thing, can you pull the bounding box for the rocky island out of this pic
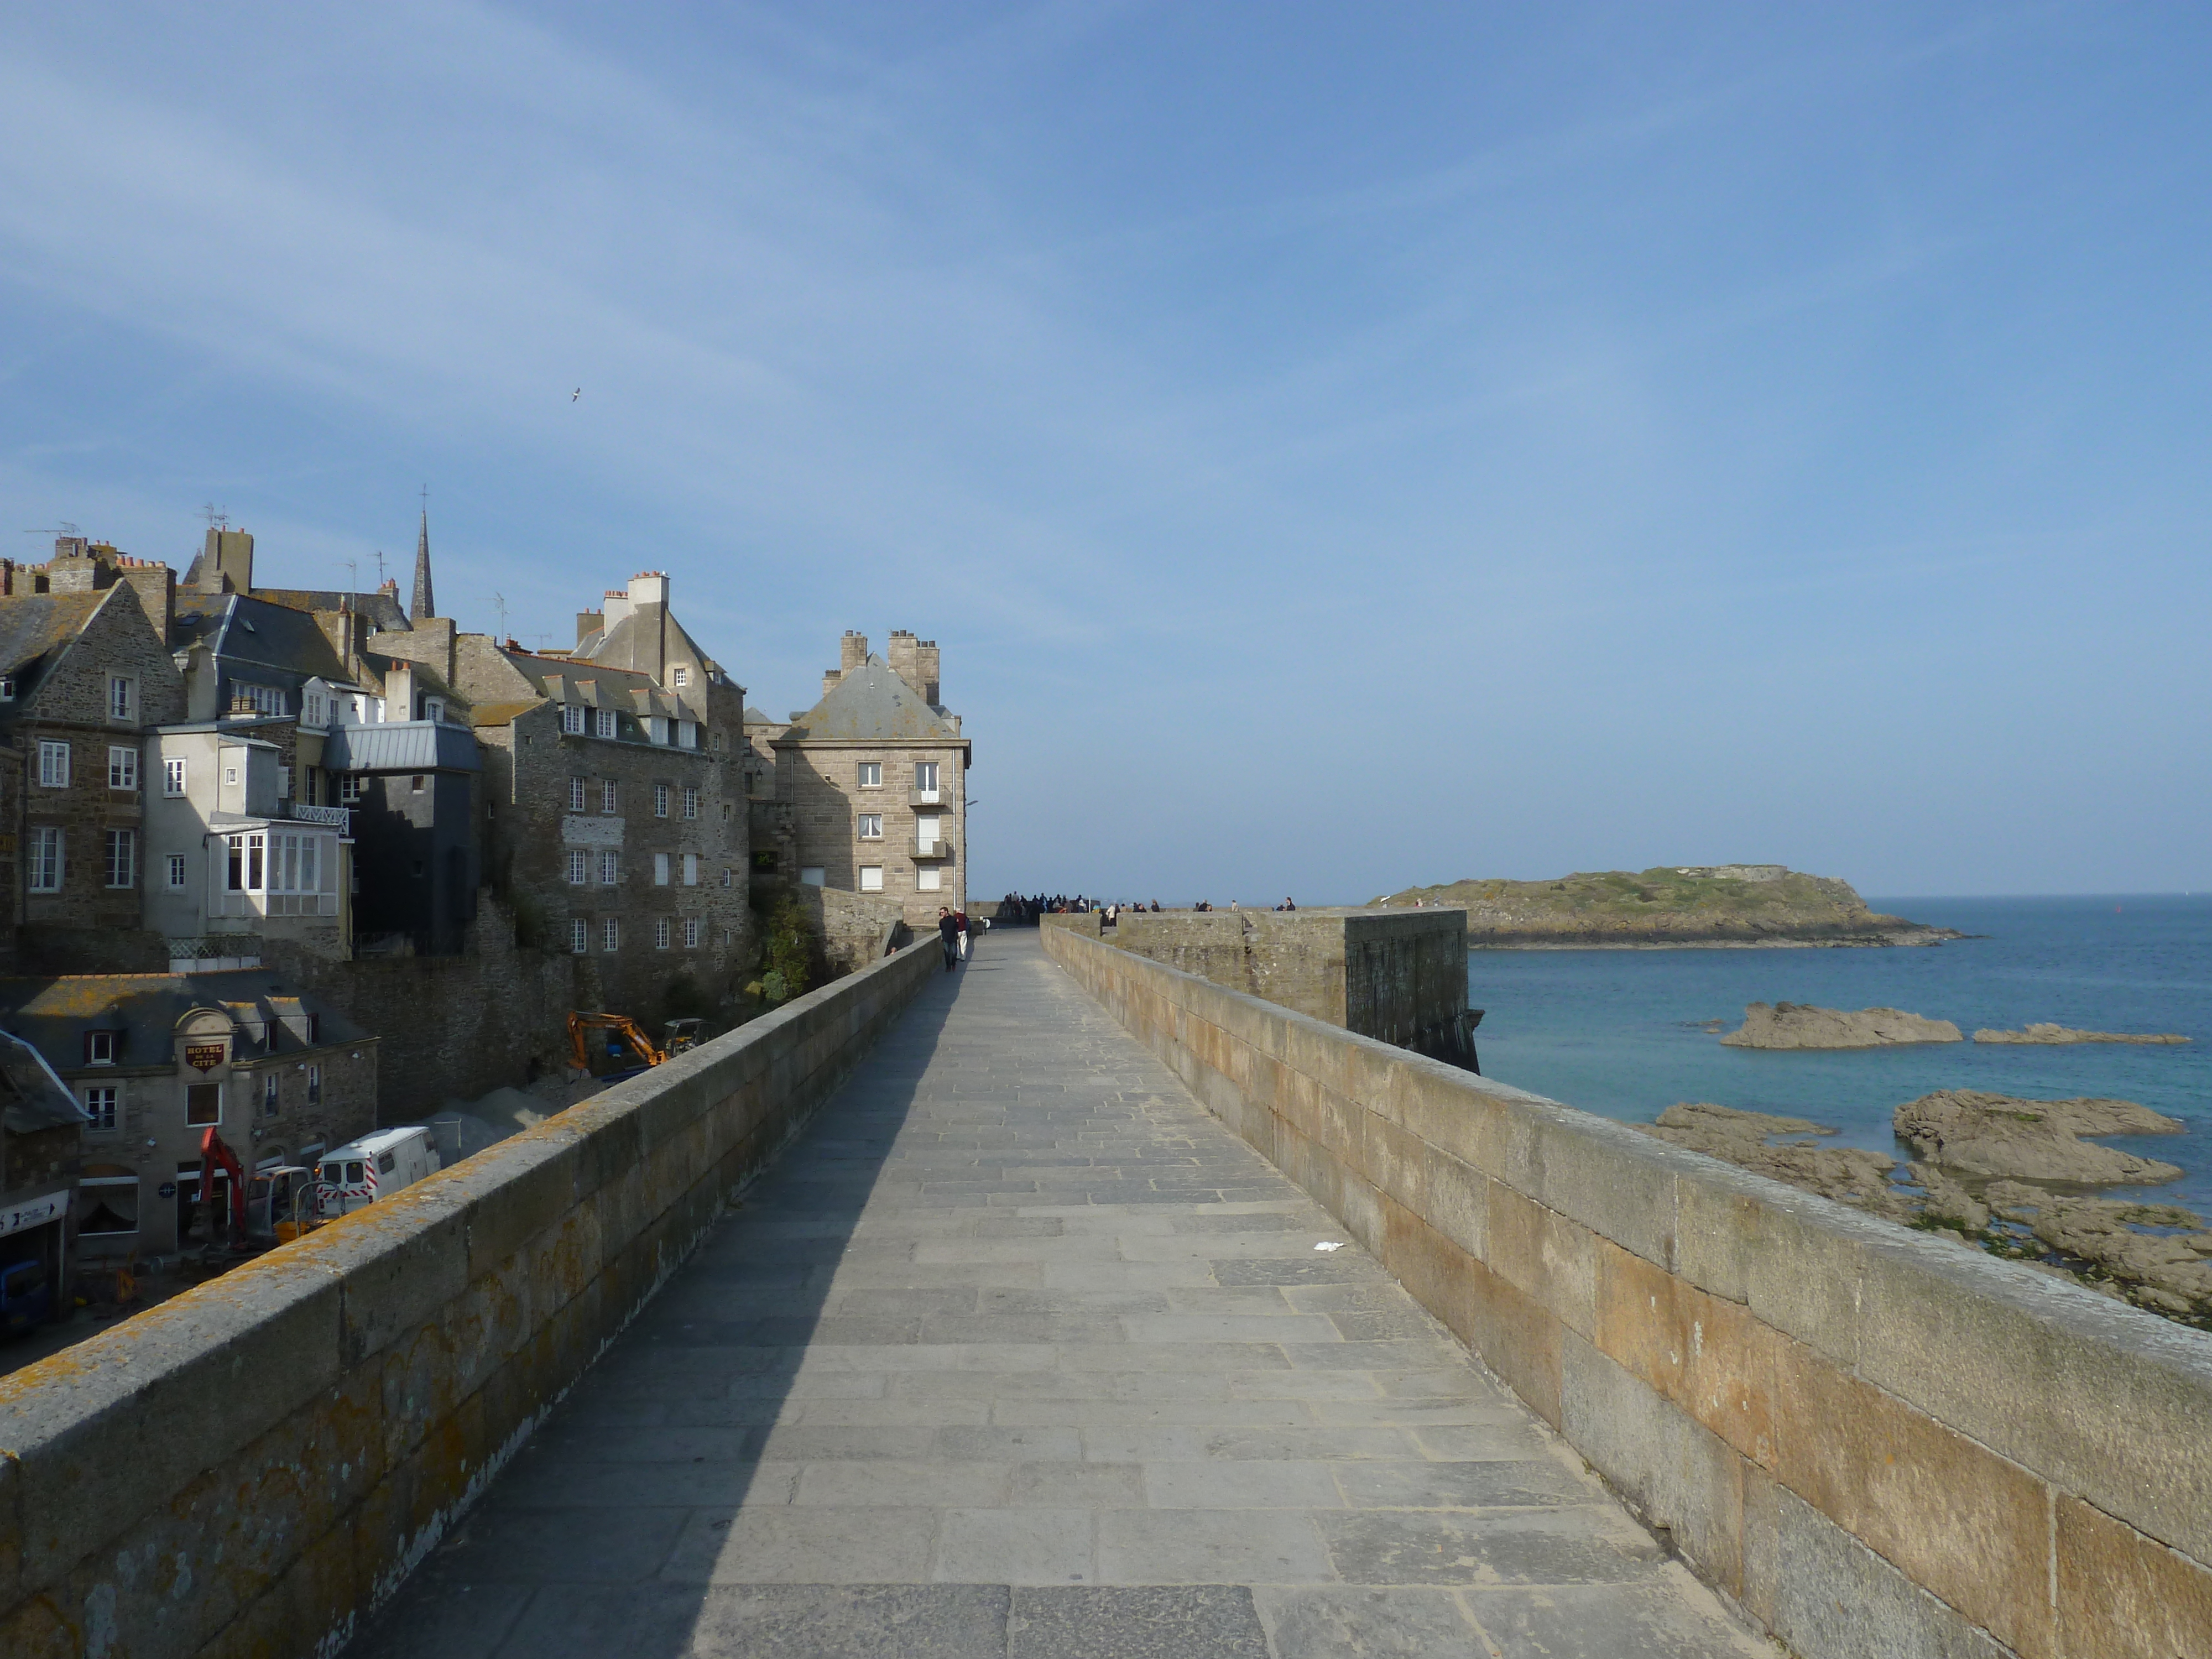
[1720,1001,1962,1048]
[1637,1094,2208,1328]
[1973,1023,2190,1045]
[1372,865,1959,948]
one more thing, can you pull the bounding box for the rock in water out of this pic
[1720,1001,1962,1049]
[1638,1102,1913,1218]
[1972,1024,2189,1045]
[1981,1182,2212,1319]
[1893,1089,2185,1185]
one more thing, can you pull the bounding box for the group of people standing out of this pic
[934,906,973,969]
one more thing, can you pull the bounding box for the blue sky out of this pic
[3,3,2206,900]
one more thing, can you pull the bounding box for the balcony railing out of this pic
[912,838,953,861]
[908,787,942,807]
[284,803,352,832]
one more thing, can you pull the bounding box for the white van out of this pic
[319,1127,442,1217]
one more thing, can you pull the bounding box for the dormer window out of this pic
[0,676,15,701]
[422,696,445,724]
[85,1030,118,1066]
[561,705,585,735]
[594,708,617,739]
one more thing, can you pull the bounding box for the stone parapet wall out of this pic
[0,934,940,1659]
[1040,924,2212,1659]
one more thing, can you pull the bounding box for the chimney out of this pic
[115,561,177,645]
[886,630,919,695]
[575,611,603,647]
[915,638,941,706]
[839,631,868,676]
[195,528,254,594]
[822,670,842,696]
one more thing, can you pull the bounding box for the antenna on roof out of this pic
[372,549,387,588]
[199,503,230,530]
[20,521,81,538]
[491,591,508,641]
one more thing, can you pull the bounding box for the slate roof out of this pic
[0,1030,87,1135]
[322,720,482,773]
[472,650,680,724]
[0,592,107,692]
[0,972,372,1074]
[174,595,351,683]
[256,588,411,634]
[780,660,961,743]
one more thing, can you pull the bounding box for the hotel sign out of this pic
[0,1191,67,1239]
[185,1044,227,1072]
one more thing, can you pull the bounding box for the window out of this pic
[915,760,940,794]
[307,1064,321,1105]
[671,666,688,688]
[422,696,445,723]
[237,683,287,716]
[599,849,619,885]
[722,867,735,887]
[917,866,942,892]
[916,814,942,853]
[77,1173,137,1235]
[224,765,239,788]
[28,827,60,891]
[569,919,588,954]
[682,853,698,886]
[0,675,13,700]
[678,721,697,748]
[226,832,266,892]
[410,775,425,794]
[268,832,319,895]
[187,1084,221,1126]
[37,741,69,788]
[103,828,135,889]
[682,786,698,819]
[262,1071,280,1117]
[859,866,884,893]
[653,852,670,886]
[166,853,187,889]
[799,867,825,886]
[654,917,671,950]
[654,783,669,817]
[857,814,883,841]
[279,765,293,799]
[109,676,133,722]
[568,776,587,811]
[304,692,325,728]
[86,1030,118,1066]
[857,761,881,789]
[602,780,618,813]
[566,849,587,885]
[561,704,585,734]
[594,708,617,739]
[108,747,138,790]
[683,917,700,948]
[163,757,187,796]
[83,1086,117,1132]
[601,917,620,952]
[338,774,362,804]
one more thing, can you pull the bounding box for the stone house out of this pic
[0,1029,86,1328]
[455,572,751,1018]
[0,971,376,1258]
[747,630,971,930]
[0,540,189,966]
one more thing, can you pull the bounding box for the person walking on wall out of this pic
[937,906,960,971]
[954,908,971,962]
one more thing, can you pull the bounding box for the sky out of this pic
[2,2,2206,902]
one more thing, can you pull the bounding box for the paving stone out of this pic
[366,931,1763,1659]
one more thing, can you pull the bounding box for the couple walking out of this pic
[936,906,972,969]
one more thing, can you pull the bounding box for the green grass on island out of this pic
[1369,865,1954,947]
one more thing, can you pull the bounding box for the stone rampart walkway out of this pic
[361,931,1768,1658]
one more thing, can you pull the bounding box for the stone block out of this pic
[1530,1108,1687,1272]
[1486,1181,1595,1338]
[1462,1256,1561,1428]
[2055,1493,2212,1659]
[1855,1229,2212,1567]
[1378,1199,1475,1350]
[1422,1147,1487,1261]
[1360,1114,1430,1218]
[1559,1329,1745,1595]
[1768,1333,2053,1657]
[458,1129,587,1279]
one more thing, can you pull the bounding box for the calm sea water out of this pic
[1469,894,2212,1213]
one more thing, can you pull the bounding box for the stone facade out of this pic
[748,629,971,931]
[0,971,377,1259]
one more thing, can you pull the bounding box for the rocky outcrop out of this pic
[1720,1002,1961,1049]
[1984,1183,2212,1320]
[1893,1089,2185,1185]
[1638,1103,1913,1218]
[1973,1024,2189,1045]
[1370,867,1961,948]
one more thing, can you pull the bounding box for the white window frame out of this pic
[594,707,617,739]
[599,850,619,886]
[83,1084,118,1133]
[601,780,618,814]
[163,757,187,796]
[857,813,883,841]
[87,1030,117,1065]
[568,919,588,954]
[683,917,700,948]
[678,720,697,749]
[566,850,588,885]
[654,917,671,950]
[37,741,69,789]
[103,828,135,889]
[671,666,688,688]
[28,826,61,891]
[917,866,942,892]
[423,696,445,724]
[108,746,138,790]
[0,675,14,701]
[682,853,698,886]
[262,1070,280,1117]
[682,786,698,820]
[857,761,881,789]
[562,704,586,735]
[338,774,362,804]
[109,675,134,722]
[568,776,587,811]
[601,917,620,952]
[915,760,940,792]
[859,865,884,893]
[653,852,670,887]
[167,853,187,889]
[653,783,669,818]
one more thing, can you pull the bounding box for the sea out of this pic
[1469,894,2212,1214]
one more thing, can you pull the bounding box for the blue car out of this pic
[0,1259,54,1339]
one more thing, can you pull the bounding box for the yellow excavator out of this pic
[566,1012,703,1080]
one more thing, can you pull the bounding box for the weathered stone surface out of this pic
[1974,1023,2188,1045]
[1984,1183,2212,1319]
[1896,1090,2184,1185]
[1639,1103,1911,1219]
[1721,1002,1961,1048]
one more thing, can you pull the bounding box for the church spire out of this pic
[409,505,435,621]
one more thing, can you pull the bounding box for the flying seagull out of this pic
[572,387,581,401]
